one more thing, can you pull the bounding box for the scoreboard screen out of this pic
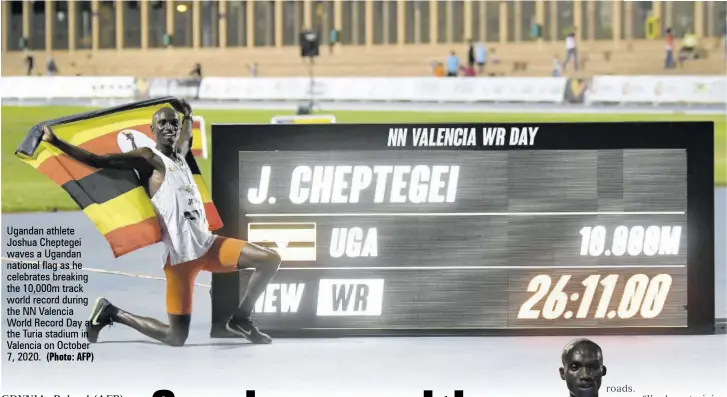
[210,122,715,337]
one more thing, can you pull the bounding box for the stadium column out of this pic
[45,0,51,52]
[68,0,76,51]
[246,0,254,47]
[116,1,124,50]
[304,0,312,29]
[694,1,704,38]
[573,0,582,42]
[612,0,622,47]
[463,0,472,41]
[166,1,175,45]
[91,0,99,51]
[499,1,507,44]
[446,0,452,43]
[382,0,389,44]
[513,0,522,42]
[141,1,149,50]
[365,0,373,46]
[21,0,29,42]
[480,0,486,42]
[586,1,596,41]
[548,0,556,42]
[193,0,200,48]
[274,0,282,48]
[397,0,404,45]
[429,0,437,44]
[334,0,342,35]
[664,1,673,37]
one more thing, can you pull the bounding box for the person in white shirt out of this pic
[475,41,487,75]
[562,32,578,71]
[42,99,282,346]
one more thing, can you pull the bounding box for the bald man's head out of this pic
[559,339,606,397]
[151,107,181,150]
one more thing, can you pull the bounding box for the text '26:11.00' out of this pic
[518,273,673,320]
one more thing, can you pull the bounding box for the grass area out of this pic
[2,105,725,212]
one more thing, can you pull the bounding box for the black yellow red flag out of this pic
[14,97,222,257]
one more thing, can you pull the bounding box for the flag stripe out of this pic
[248,229,316,242]
[27,121,152,168]
[82,187,157,235]
[193,174,211,202]
[254,242,316,248]
[61,168,140,209]
[33,124,154,186]
[249,223,316,230]
[203,201,223,231]
[104,217,161,257]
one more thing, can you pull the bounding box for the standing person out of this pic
[467,39,475,69]
[40,100,281,347]
[475,41,487,75]
[562,30,578,72]
[664,27,676,69]
[446,51,460,77]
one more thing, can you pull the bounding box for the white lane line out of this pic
[1,257,211,288]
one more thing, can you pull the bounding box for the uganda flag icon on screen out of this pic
[247,222,317,262]
[14,96,223,258]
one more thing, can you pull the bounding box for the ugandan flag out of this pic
[14,97,223,257]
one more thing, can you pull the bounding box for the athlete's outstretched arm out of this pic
[171,99,192,158]
[42,125,156,171]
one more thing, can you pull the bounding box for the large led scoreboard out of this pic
[210,122,715,337]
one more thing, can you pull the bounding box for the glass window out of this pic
[521,0,536,41]
[199,1,219,47]
[436,0,446,43]
[51,1,69,50]
[282,0,303,46]
[470,1,481,42]
[580,0,590,40]
[595,0,612,40]
[74,1,91,49]
[253,0,275,47]
[671,1,694,37]
[226,1,248,47]
[710,1,727,37]
[7,1,23,50]
[485,1,499,42]
[124,1,142,48]
[386,0,397,44]
[341,0,352,44]
[556,0,573,40]
[98,0,116,49]
[173,1,194,47]
[29,0,46,50]
[404,0,415,43]
[418,1,430,43]
[452,0,464,42]
[354,0,365,45]
[373,0,383,44]
[147,0,167,48]
[310,1,333,44]
[630,2,651,40]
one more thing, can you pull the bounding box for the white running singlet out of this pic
[148,147,216,266]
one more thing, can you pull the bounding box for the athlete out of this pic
[41,100,281,346]
[559,338,607,397]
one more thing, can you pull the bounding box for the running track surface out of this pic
[0,188,724,397]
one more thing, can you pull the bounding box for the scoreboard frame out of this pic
[209,122,715,337]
